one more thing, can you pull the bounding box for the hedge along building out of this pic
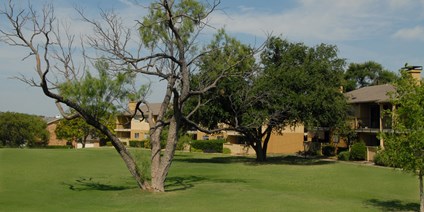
[344,66,422,161]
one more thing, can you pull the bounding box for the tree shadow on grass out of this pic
[174,155,251,164]
[165,175,248,192]
[258,155,335,166]
[63,177,136,191]
[364,199,419,211]
[174,155,334,166]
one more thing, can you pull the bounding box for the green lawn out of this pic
[0,148,420,211]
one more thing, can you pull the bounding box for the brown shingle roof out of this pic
[139,103,162,116]
[344,84,395,104]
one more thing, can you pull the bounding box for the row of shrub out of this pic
[127,135,196,151]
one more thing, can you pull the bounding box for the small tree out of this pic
[56,117,99,148]
[381,70,424,212]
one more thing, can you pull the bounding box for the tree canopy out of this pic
[344,61,398,92]
[190,36,348,161]
[381,70,424,211]
[0,112,49,147]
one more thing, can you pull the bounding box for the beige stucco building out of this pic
[115,103,161,145]
[344,66,422,160]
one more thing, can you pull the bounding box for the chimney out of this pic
[405,65,422,83]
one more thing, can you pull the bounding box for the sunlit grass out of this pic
[0,148,419,211]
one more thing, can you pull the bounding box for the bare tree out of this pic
[1,0,254,192]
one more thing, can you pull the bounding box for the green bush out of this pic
[306,142,322,156]
[177,135,191,151]
[142,139,151,149]
[129,140,144,148]
[106,141,113,147]
[350,142,367,161]
[190,139,225,153]
[223,147,231,154]
[337,151,350,161]
[373,150,399,167]
[322,144,336,156]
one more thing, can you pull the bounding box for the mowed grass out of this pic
[0,148,420,211]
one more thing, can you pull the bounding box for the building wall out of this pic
[46,122,68,146]
[266,125,304,154]
[267,134,304,154]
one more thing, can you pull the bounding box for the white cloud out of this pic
[393,26,424,42]
[209,0,420,43]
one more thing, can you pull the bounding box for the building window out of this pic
[202,135,209,140]
[134,133,140,139]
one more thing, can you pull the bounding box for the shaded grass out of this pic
[0,148,420,211]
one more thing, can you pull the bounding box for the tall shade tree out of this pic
[381,70,424,212]
[190,37,348,161]
[344,61,398,92]
[0,0,246,192]
[0,112,49,147]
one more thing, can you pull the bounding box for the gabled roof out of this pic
[344,84,396,104]
[121,102,163,117]
[43,117,61,125]
[138,103,162,116]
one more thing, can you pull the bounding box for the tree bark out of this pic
[150,124,163,192]
[254,138,265,162]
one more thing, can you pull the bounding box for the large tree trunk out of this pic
[254,139,265,162]
[150,124,163,192]
[159,117,180,191]
[420,171,423,212]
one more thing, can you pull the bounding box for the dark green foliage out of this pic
[350,142,367,161]
[190,36,348,161]
[322,144,336,156]
[190,139,225,153]
[129,140,144,148]
[306,142,322,156]
[338,151,350,161]
[0,112,49,147]
[344,61,398,92]
[373,150,400,168]
[336,147,349,155]
[106,142,113,147]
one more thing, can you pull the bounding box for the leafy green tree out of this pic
[344,61,398,92]
[381,70,424,212]
[190,36,347,161]
[0,112,49,147]
[56,117,104,148]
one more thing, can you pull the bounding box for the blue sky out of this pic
[1,0,424,116]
